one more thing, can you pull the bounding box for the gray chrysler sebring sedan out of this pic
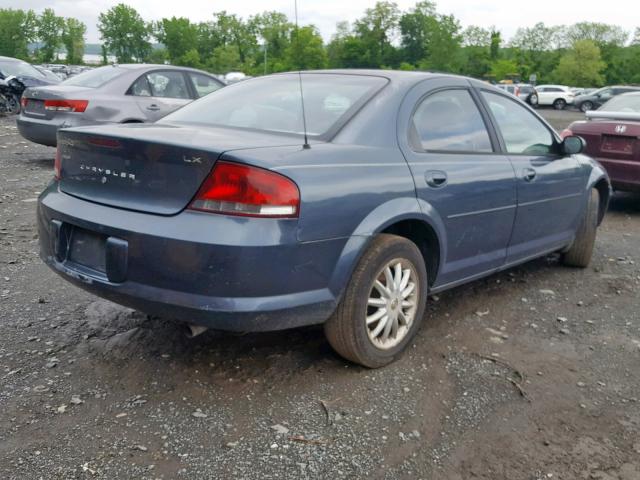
[18,64,224,147]
[38,70,611,367]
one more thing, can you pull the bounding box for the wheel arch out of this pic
[328,197,446,298]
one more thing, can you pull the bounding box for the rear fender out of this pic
[327,196,446,298]
[585,161,611,224]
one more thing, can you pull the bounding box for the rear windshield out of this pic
[600,94,640,113]
[161,73,388,138]
[62,66,125,88]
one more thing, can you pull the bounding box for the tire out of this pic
[529,94,538,107]
[553,98,567,110]
[580,101,593,113]
[324,234,428,368]
[563,189,599,268]
[6,94,20,115]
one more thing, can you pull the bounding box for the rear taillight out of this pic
[54,147,61,180]
[560,128,573,139]
[189,161,300,218]
[20,97,27,108]
[44,99,88,112]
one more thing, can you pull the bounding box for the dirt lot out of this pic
[1,109,639,480]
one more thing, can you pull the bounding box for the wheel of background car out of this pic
[529,94,538,106]
[324,234,428,368]
[553,98,566,110]
[562,189,599,268]
[6,94,20,114]
[580,101,593,113]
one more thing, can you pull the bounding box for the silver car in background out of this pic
[17,64,224,147]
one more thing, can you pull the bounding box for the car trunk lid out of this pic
[577,119,640,161]
[22,85,93,120]
[57,123,301,215]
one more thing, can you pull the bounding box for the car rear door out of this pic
[478,89,585,264]
[129,70,193,122]
[397,77,517,287]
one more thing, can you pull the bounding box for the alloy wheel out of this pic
[365,258,419,350]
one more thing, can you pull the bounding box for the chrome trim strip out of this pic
[447,204,516,219]
[519,192,582,207]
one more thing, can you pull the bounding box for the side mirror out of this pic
[562,135,586,155]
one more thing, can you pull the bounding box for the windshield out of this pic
[0,60,45,79]
[600,94,640,113]
[162,73,388,138]
[62,66,125,88]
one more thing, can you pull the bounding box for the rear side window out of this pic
[147,71,190,99]
[130,76,151,96]
[482,91,554,155]
[62,66,125,88]
[410,89,492,152]
[188,73,222,98]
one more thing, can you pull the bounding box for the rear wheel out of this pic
[324,234,427,368]
[563,189,599,268]
[580,101,593,113]
[553,98,567,110]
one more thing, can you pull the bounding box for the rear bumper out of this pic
[597,157,640,192]
[17,114,106,147]
[38,184,348,331]
[17,116,59,147]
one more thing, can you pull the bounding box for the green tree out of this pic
[155,17,198,65]
[283,25,327,71]
[553,39,606,86]
[98,4,151,63]
[399,1,436,64]
[37,8,65,62]
[490,59,519,81]
[564,22,628,48]
[211,11,257,65]
[354,1,400,67]
[489,30,501,60]
[207,45,242,73]
[251,11,292,72]
[0,9,37,59]
[62,18,86,64]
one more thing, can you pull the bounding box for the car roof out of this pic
[271,68,472,90]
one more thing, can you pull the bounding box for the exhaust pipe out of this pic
[184,323,209,338]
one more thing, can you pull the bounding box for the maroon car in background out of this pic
[563,92,640,193]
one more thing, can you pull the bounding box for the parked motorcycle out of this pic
[0,75,26,115]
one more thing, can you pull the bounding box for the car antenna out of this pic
[294,0,311,149]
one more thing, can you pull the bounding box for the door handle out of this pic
[146,104,160,111]
[523,168,537,182]
[425,170,448,188]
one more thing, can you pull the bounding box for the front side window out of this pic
[161,73,387,137]
[482,91,555,155]
[146,71,190,99]
[410,89,492,152]
[189,73,222,98]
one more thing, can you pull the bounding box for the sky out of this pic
[3,0,638,44]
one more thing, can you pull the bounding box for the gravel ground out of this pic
[1,109,639,479]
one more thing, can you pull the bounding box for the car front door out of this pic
[130,70,193,122]
[478,90,586,265]
[398,78,517,288]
